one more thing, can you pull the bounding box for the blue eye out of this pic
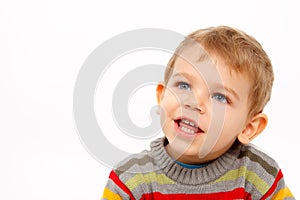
[177,82,191,90]
[212,93,229,104]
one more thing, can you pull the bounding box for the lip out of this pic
[173,117,205,138]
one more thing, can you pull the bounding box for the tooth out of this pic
[180,126,195,134]
[181,119,197,127]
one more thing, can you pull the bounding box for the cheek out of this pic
[211,113,244,150]
[160,91,180,114]
[222,109,248,135]
[159,92,180,128]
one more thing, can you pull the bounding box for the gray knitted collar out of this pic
[149,137,242,185]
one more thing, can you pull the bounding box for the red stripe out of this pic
[109,170,135,200]
[261,169,283,200]
[140,188,252,200]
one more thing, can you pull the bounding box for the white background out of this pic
[1,0,299,199]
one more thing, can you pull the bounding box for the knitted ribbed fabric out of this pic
[102,137,294,200]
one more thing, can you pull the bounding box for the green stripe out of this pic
[115,155,155,176]
[125,172,175,191]
[212,166,269,194]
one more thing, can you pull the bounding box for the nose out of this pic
[184,103,205,114]
[178,86,207,114]
[183,91,206,114]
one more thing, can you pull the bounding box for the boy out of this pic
[102,26,295,199]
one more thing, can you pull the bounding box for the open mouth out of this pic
[174,117,204,136]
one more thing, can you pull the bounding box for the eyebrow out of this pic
[171,72,197,81]
[172,72,240,101]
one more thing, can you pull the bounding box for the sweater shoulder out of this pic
[238,142,280,172]
[234,142,282,196]
[112,148,159,180]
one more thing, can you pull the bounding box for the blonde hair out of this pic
[164,26,274,118]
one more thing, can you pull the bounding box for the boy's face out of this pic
[157,54,254,164]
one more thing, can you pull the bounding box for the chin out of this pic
[182,147,201,157]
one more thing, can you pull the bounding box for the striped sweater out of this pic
[102,137,294,199]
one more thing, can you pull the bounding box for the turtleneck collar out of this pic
[149,137,242,185]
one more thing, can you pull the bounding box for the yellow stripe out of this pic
[125,172,175,191]
[102,188,122,200]
[213,166,269,194]
[271,187,294,200]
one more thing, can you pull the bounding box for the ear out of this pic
[237,113,268,144]
[156,82,165,105]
